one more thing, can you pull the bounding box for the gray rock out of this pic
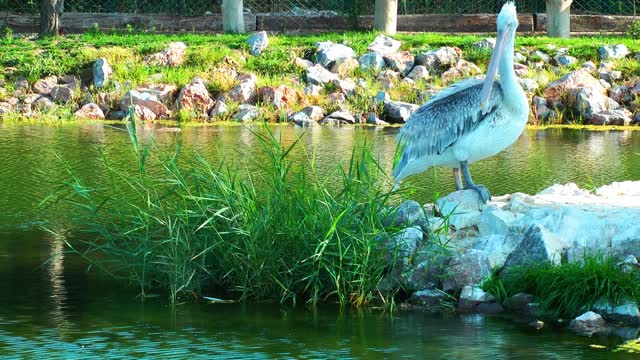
[301,106,324,121]
[599,69,622,83]
[377,70,399,89]
[475,302,504,314]
[582,61,597,71]
[321,110,356,125]
[290,112,317,127]
[33,76,57,95]
[304,84,322,96]
[610,85,631,103]
[410,289,446,307]
[373,91,390,107]
[478,206,518,236]
[32,96,55,111]
[50,86,74,104]
[247,31,269,56]
[503,225,565,268]
[530,50,550,62]
[473,38,495,49]
[383,100,418,123]
[593,299,640,326]
[510,292,535,312]
[568,86,619,121]
[330,57,359,77]
[406,65,430,81]
[209,101,228,119]
[569,311,607,336]
[294,57,313,69]
[332,78,356,96]
[519,78,539,93]
[590,109,633,126]
[471,234,520,269]
[386,226,424,258]
[441,60,481,82]
[306,64,339,86]
[383,51,415,76]
[106,110,125,120]
[458,285,494,311]
[226,79,257,104]
[233,104,260,122]
[367,34,401,55]
[93,58,112,88]
[385,200,428,231]
[442,250,492,292]
[598,44,629,60]
[554,54,577,66]
[13,78,29,94]
[0,102,12,115]
[359,52,386,72]
[316,41,356,68]
[366,113,388,125]
[415,47,462,73]
[436,189,485,217]
[514,52,527,63]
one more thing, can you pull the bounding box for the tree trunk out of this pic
[546,0,572,38]
[40,0,63,36]
[222,0,245,34]
[374,0,397,35]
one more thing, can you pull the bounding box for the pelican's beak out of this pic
[480,27,510,113]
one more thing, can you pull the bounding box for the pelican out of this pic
[393,2,528,203]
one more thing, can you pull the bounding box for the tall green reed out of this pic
[53,113,404,305]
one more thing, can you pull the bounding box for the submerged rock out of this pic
[410,289,446,307]
[569,311,607,336]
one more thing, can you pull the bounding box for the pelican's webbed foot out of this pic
[459,160,492,203]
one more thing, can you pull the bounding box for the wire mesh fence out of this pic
[1,0,638,15]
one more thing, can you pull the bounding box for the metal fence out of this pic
[0,0,638,15]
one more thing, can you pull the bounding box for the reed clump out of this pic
[55,115,404,305]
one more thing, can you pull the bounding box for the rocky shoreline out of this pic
[1,33,639,126]
[386,181,640,338]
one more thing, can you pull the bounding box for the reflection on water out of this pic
[1,124,640,358]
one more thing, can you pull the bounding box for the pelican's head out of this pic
[480,2,518,112]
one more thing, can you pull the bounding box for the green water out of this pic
[1,123,640,358]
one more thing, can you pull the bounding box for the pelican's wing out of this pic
[393,78,503,179]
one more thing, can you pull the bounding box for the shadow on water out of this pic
[1,124,640,358]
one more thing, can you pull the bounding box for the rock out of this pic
[598,44,629,60]
[529,320,545,330]
[143,42,187,67]
[503,225,565,268]
[321,110,356,125]
[530,50,550,63]
[0,102,12,115]
[300,106,324,121]
[227,78,257,104]
[290,112,317,127]
[514,52,527,63]
[33,76,57,95]
[93,58,112,88]
[599,69,622,83]
[49,86,74,104]
[415,47,463,74]
[441,60,481,82]
[106,110,125,120]
[367,34,401,55]
[366,113,388,125]
[137,84,179,105]
[13,78,29,94]
[258,85,297,110]
[593,299,640,326]
[175,79,215,115]
[471,234,519,269]
[247,31,269,56]
[384,100,418,123]
[132,105,157,121]
[442,250,492,292]
[330,57,359,77]
[513,63,529,77]
[619,254,638,272]
[385,200,428,231]
[544,69,605,105]
[294,57,313,69]
[590,109,633,126]
[478,206,517,236]
[327,92,346,106]
[569,311,607,336]
[436,189,485,217]
[510,292,535,312]
[458,285,494,311]
[233,104,260,122]
[599,79,611,90]
[304,84,322,96]
[373,91,390,107]
[582,61,597,71]
[519,78,539,93]
[473,38,495,49]
[385,226,423,258]
[568,87,619,121]
[359,52,386,72]
[209,101,228,119]
[554,54,577,66]
[32,96,55,111]
[121,90,170,117]
[377,70,399,89]
[306,64,339,86]
[410,289,446,307]
[475,303,504,314]
[406,65,430,81]
[75,103,105,120]
[316,41,356,68]
[383,51,415,76]
[332,78,356,96]
[610,85,631,104]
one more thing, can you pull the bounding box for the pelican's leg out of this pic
[453,168,464,191]
[459,160,491,203]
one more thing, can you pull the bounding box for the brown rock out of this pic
[121,90,170,117]
[33,76,58,95]
[543,69,605,105]
[75,103,105,120]
[132,105,157,121]
[258,85,297,110]
[175,79,215,115]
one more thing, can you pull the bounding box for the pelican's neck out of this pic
[497,31,518,90]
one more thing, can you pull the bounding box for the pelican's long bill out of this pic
[479,27,510,112]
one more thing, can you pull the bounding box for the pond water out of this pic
[1,123,640,358]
